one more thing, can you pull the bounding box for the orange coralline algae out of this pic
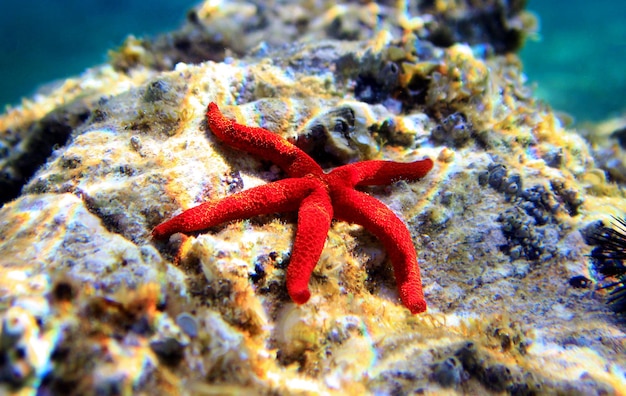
[153,102,433,313]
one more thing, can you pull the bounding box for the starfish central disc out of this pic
[153,102,433,314]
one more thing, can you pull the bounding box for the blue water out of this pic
[521,0,626,122]
[1,1,624,122]
[0,0,197,107]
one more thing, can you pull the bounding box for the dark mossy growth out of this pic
[355,61,400,104]
[479,163,566,232]
[587,216,626,314]
[542,147,564,168]
[503,174,523,198]
[110,1,291,74]
[431,112,473,147]
[483,364,513,392]
[478,163,523,201]
[449,342,529,392]
[508,381,540,396]
[486,321,530,356]
[454,342,483,378]
[109,31,227,73]
[498,207,544,261]
[519,185,558,226]
[352,50,401,105]
[366,32,491,116]
[0,101,91,205]
[431,356,465,387]
[415,0,534,54]
[478,163,507,190]
[389,38,439,110]
[550,180,583,216]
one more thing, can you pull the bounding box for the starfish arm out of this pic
[286,186,333,305]
[206,103,323,178]
[331,187,427,313]
[330,158,433,187]
[152,177,319,240]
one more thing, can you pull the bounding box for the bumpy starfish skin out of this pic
[153,102,433,313]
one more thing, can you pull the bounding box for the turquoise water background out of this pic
[0,0,197,106]
[520,0,626,122]
[1,1,624,123]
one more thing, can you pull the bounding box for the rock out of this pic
[0,1,624,394]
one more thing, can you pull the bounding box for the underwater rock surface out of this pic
[0,1,625,394]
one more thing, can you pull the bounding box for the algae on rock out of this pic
[1,1,625,395]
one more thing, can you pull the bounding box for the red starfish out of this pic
[153,103,433,313]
